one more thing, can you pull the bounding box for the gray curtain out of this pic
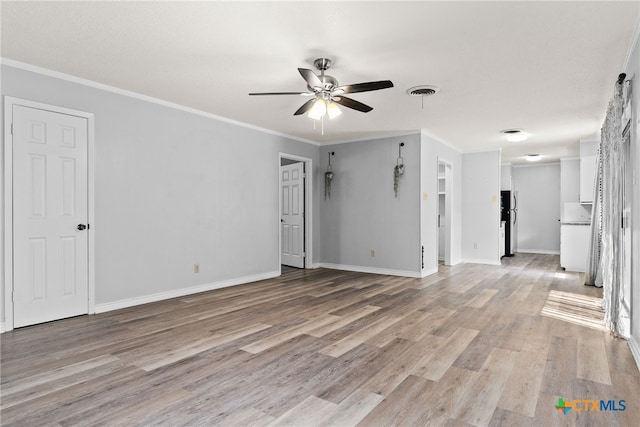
[585,78,627,336]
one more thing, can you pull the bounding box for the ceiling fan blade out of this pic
[298,68,323,89]
[249,92,314,96]
[333,96,373,113]
[293,98,317,116]
[335,80,394,94]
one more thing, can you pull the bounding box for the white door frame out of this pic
[278,153,313,271]
[3,97,96,332]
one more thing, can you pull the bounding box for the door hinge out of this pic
[303,172,307,178]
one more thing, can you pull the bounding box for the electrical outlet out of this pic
[422,192,429,200]
[370,249,375,257]
[194,263,200,273]
[473,243,478,249]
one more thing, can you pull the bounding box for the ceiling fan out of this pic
[249,58,394,120]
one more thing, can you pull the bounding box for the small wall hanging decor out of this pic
[325,151,335,199]
[394,143,405,197]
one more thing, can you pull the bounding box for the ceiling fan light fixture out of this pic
[327,101,342,119]
[308,98,327,120]
[525,154,542,162]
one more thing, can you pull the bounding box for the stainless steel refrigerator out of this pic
[500,191,518,257]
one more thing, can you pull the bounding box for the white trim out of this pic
[461,258,502,266]
[629,336,640,373]
[278,153,313,270]
[622,13,640,72]
[94,271,280,313]
[0,322,5,333]
[517,249,561,255]
[0,58,319,147]
[421,267,439,278]
[461,148,502,155]
[3,96,96,332]
[512,162,561,169]
[420,129,461,153]
[323,131,421,146]
[318,263,422,278]
[3,99,14,331]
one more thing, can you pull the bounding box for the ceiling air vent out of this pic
[406,85,440,96]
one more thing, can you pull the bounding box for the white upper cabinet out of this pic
[580,155,596,204]
[579,140,598,204]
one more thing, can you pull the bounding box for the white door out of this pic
[281,162,304,268]
[12,105,89,327]
[621,131,631,312]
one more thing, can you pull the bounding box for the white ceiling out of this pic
[2,1,639,164]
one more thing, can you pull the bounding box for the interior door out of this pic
[12,105,89,327]
[281,162,305,268]
[621,131,631,312]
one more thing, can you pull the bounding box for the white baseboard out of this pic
[94,270,280,314]
[0,322,5,333]
[318,263,422,278]
[461,258,502,266]
[629,335,640,374]
[517,249,560,255]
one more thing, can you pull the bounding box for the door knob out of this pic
[77,224,87,231]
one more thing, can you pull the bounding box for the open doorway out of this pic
[279,154,313,271]
[437,159,453,268]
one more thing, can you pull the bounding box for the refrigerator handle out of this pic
[513,210,517,225]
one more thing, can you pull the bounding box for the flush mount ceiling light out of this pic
[525,154,542,162]
[501,128,528,142]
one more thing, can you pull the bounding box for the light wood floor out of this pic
[1,254,639,426]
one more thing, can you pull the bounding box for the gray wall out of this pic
[1,64,320,321]
[512,163,561,254]
[501,164,512,191]
[461,150,501,263]
[420,131,463,270]
[318,134,422,276]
